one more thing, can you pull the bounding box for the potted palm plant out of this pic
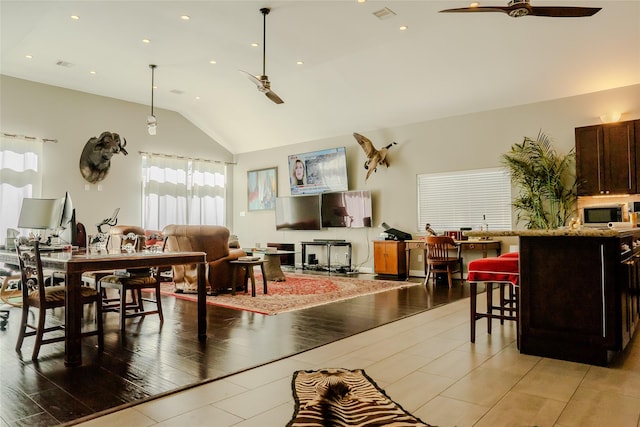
[501,130,577,229]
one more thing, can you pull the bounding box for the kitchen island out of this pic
[467,228,640,366]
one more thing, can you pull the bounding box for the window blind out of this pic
[417,168,512,233]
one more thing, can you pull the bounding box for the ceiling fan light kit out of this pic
[240,7,284,104]
[147,64,157,135]
[439,0,601,18]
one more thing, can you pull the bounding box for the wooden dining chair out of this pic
[424,235,463,288]
[98,226,163,332]
[15,241,104,360]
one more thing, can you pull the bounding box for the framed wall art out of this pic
[247,167,277,211]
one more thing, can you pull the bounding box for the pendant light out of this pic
[147,64,157,135]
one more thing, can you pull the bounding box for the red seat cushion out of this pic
[468,257,519,285]
[499,252,519,258]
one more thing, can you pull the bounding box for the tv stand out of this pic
[301,241,352,273]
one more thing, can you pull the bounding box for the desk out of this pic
[404,239,501,279]
[0,249,206,367]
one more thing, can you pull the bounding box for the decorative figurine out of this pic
[353,132,397,181]
[79,131,128,183]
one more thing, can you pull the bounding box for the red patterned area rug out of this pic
[159,273,420,315]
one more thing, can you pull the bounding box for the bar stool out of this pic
[468,255,519,347]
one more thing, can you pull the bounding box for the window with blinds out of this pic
[417,168,512,233]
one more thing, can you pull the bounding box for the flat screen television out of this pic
[275,195,322,230]
[288,147,348,195]
[321,190,372,228]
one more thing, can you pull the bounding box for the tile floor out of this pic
[76,292,640,427]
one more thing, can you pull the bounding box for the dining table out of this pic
[0,248,206,367]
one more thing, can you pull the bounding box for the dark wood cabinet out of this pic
[519,232,640,366]
[575,120,637,196]
[374,241,406,277]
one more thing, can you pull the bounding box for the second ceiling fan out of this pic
[439,0,601,18]
[240,7,284,104]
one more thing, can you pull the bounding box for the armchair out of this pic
[162,225,246,294]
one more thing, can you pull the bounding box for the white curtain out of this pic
[189,159,226,225]
[141,154,226,230]
[0,136,43,245]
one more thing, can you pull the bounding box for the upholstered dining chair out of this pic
[15,241,104,360]
[98,225,163,332]
[424,236,463,288]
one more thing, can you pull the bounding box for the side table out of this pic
[230,259,268,297]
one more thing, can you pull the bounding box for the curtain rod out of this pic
[1,132,58,143]
[138,150,236,165]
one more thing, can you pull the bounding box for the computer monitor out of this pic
[17,198,63,230]
[59,191,73,229]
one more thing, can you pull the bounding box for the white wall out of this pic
[2,75,639,273]
[232,84,640,272]
[1,75,235,232]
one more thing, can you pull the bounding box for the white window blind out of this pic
[417,168,512,233]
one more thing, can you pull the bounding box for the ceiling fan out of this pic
[439,0,601,18]
[240,7,284,104]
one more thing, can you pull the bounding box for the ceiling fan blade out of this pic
[265,90,284,104]
[439,6,511,14]
[440,2,601,18]
[239,70,263,88]
[529,6,601,17]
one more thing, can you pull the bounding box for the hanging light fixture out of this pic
[147,64,157,135]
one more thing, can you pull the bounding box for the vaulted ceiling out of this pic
[1,1,638,154]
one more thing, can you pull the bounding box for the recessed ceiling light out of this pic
[180,15,190,20]
[296,61,304,65]
[251,43,259,47]
[89,71,96,75]
[399,25,408,31]
[357,0,366,3]
[142,39,151,44]
[195,96,201,100]
[209,60,217,64]
[25,54,33,59]
[70,15,79,20]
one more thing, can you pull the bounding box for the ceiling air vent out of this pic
[55,60,74,68]
[170,89,184,95]
[372,7,397,20]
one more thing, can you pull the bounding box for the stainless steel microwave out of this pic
[582,204,626,225]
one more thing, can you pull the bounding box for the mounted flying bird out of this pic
[353,132,397,181]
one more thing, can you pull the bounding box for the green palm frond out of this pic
[501,130,577,229]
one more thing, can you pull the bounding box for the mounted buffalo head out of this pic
[79,131,128,183]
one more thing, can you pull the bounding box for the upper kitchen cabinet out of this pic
[575,120,638,196]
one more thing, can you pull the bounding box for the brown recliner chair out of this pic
[162,225,246,294]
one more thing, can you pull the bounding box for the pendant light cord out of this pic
[261,8,269,76]
[149,64,156,117]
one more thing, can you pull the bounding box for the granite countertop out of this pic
[466,228,637,238]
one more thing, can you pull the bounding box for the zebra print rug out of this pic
[287,368,434,427]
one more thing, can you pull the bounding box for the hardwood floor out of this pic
[0,273,470,426]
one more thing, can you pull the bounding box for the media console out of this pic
[301,240,352,273]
